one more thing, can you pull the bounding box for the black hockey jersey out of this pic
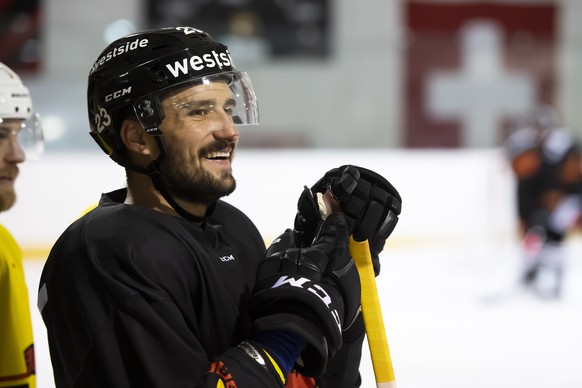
[39,189,269,387]
[39,189,364,388]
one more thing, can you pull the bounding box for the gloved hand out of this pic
[250,212,361,377]
[294,165,402,275]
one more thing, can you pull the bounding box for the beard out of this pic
[159,142,236,205]
[0,190,16,212]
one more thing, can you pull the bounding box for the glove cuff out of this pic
[250,275,344,350]
[253,313,329,377]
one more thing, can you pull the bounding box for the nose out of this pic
[3,137,26,164]
[212,113,239,141]
[213,124,239,143]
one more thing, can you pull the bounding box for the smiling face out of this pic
[157,81,240,205]
[0,119,25,211]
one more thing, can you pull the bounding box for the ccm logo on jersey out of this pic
[272,275,341,332]
[219,254,236,262]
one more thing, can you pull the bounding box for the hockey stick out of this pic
[349,238,397,388]
[317,192,397,387]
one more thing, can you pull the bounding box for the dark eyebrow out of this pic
[190,99,216,108]
[178,98,237,108]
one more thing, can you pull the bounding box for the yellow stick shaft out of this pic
[349,237,396,387]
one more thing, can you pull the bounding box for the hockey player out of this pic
[38,27,401,387]
[0,62,44,388]
[504,106,582,298]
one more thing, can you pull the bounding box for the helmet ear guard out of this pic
[133,96,165,136]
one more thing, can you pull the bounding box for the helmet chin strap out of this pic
[145,160,206,223]
[118,131,207,223]
[147,134,209,223]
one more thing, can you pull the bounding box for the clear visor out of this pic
[0,113,44,159]
[153,71,259,133]
[19,113,44,159]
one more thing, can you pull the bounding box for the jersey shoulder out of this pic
[211,200,265,245]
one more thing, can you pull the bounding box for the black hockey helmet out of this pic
[87,26,259,167]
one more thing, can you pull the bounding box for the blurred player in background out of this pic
[0,62,44,388]
[504,105,582,298]
[38,27,401,387]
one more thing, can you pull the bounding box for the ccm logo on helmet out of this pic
[105,87,132,102]
[165,50,234,78]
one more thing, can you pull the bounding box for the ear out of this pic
[120,118,157,157]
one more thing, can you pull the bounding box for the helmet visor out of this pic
[17,113,44,159]
[0,114,44,159]
[138,71,259,133]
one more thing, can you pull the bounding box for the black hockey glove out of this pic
[250,212,361,377]
[294,165,402,276]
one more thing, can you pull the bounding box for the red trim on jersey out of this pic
[208,360,238,388]
[285,371,316,388]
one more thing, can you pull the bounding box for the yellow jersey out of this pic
[0,224,35,388]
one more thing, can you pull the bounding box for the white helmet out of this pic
[0,62,33,120]
[0,62,44,158]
